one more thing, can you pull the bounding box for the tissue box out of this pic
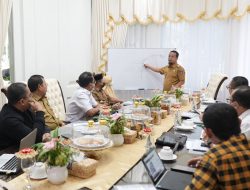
[68,158,98,179]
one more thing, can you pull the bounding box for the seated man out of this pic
[0,83,50,152]
[28,75,64,130]
[227,76,248,94]
[186,103,250,189]
[230,86,250,138]
[92,73,123,110]
[188,86,250,168]
[66,72,99,122]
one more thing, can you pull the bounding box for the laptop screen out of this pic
[142,149,166,183]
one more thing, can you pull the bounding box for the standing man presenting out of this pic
[144,50,185,91]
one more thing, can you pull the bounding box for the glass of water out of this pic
[21,157,35,190]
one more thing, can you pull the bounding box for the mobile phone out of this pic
[171,165,195,174]
[201,142,209,147]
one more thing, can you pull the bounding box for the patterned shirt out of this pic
[186,134,250,190]
[160,63,185,91]
[32,94,62,130]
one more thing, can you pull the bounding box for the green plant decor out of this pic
[144,95,163,108]
[108,113,126,134]
[175,88,184,99]
[33,128,73,167]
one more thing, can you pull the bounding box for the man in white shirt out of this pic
[226,76,248,94]
[230,86,250,138]
[188,85,250,168]
[66,72,99,122]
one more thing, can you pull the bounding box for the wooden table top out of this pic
[8,106,190,190]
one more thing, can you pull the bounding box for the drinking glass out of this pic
[21,157,35,190]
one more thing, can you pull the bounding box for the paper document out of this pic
[186,139,209,152]
[114,184,156,190]
[190,117,203,124]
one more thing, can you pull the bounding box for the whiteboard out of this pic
[108,48,174,90]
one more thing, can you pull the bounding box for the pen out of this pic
[192,149,207,152]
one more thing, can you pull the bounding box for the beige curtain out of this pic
[92,0,250,72]
[91,0,109,72]
[102,23,128,98]
[0,0,13,109]
[109,0,250,23]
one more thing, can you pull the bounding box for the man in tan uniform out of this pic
[28,75,64,130]
[144,50,185,91]
[92,73,123,110]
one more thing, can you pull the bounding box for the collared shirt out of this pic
[32,94,62,130]
[92,88,112,105]
[159,63,185,91]
[186,134,250,190]
[66,87,97,122]
[239,109,250,139]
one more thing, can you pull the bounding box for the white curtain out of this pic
[0,0,12,109]
[125,14,250,100]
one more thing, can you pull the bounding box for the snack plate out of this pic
[70,141,113,152]
[73,136,110,148]
[80,129,99,135]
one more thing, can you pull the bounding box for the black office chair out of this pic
[1,88,7,97]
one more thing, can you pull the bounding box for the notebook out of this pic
[0,129,37,173]
[141,149,192,190]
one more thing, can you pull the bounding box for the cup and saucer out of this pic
[30,162,47,180]
[158,146,177,161]
[175,120,195,131]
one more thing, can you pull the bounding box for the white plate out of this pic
[71,141,113,151]
[175,125,194,131]
[73,136,110,148]
[80,129,99,135]
[122,101,133,106]
[30,162,47,180]
[181,112,198,118]
[158,153,177,161]
[72,122,99,127]
[202,100,216,105]
[131,115,150,121]
[124,114,132,120]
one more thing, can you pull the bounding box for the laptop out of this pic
[0,129,37,173]
[141,149,193,190]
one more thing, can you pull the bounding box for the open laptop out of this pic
[141,148,193,190]
[0,129,37,173]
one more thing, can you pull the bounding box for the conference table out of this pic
[7,104,201,190]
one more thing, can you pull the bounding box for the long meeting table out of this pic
[8,105,199,190]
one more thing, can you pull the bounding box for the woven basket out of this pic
[123,130,137,144]
[68,158,98,179]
